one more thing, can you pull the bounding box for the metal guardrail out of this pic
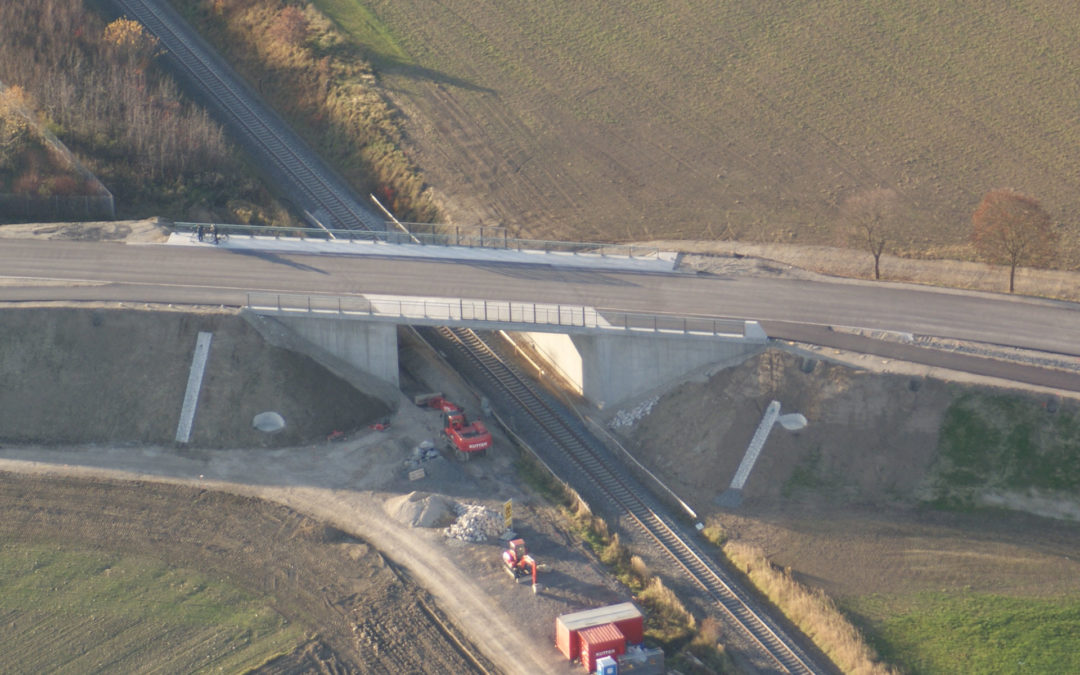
[245,292,765,340]
[174,222,663,260]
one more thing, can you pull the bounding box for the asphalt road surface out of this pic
[2,239,1078,390]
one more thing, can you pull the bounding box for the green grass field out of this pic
[930,392,1080,507]
[311,0,1080,258]
[846,592,1080,674]
[0,542,303,673]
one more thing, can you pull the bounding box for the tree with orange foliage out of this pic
[971,188,1056,293]
[0,86,34,170]
[103,18,159,67]
[269,6,309,48]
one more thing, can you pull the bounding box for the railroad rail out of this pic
[112,0,383,233]
[430,326,825,675]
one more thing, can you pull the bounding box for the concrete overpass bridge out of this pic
[245,290,768,410]
[2,230,1079,401]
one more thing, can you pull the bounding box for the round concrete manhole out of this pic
[252,412,286,433]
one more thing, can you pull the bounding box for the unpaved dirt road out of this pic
[0,302,614,674]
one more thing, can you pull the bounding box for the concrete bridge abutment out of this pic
[242,311,401,408]
[514,331,765,409]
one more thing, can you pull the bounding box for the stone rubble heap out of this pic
[444,502,504,542]
[404,439,442,472]
[609,395,660,430]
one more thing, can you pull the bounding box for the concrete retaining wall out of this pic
[518,331,764,409]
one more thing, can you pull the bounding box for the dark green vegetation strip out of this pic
[0,542,302,673]
[846,592,1080,674]
[930,392,1080,507]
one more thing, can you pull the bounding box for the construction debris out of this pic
[444,503,504,542]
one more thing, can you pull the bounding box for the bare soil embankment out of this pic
[608,348,1080,633]
[0,307,389,448]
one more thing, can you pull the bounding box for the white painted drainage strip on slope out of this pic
[729,400,782,491]
[175,331,213,444]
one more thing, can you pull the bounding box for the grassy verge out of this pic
[706,526,895,674]
[170,0,436,223]
[928,392,1080,509]
[0,541,304,672]
[845,592,1080,674]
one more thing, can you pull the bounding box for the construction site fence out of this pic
[0,193,115,220]
[246,292,758,339]
[173,221,661,260]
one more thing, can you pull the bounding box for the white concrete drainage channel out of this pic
[717,400,807,508]
[175,331,213,444]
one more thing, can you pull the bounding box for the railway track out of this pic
[112,2,822,669]
[113,0,383,233]
[430,326,826,675]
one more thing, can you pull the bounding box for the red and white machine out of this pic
[503,538,540,593]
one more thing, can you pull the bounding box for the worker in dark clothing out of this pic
[196,225,204,241]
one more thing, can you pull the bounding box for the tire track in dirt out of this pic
[0,472,486,673]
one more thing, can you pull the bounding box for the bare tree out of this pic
[971,188,1057,293]
[842,187,900,280]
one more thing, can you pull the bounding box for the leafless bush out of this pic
[0,0,235,195]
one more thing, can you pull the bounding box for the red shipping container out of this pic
[579,623,626,673]
[612,614,644,647]
[556,602,643,660]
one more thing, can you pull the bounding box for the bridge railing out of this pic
[245,292,766,341]
[173,222,663,260]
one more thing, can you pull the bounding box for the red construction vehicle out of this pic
[415,393,492,460]
[442,405,491,460]
[502,538,540,593]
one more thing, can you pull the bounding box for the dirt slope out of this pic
[611,348,1080,607]
[0,307,389,448]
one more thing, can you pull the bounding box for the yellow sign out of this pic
[504,499,513,529]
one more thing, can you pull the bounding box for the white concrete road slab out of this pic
[163,233,679,273]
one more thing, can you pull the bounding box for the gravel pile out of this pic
[444,503,504,542]
[609,395,659,430]
[383,492,456,528]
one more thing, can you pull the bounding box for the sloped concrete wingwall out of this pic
[520,331,763,409]
[248,314,401,408]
